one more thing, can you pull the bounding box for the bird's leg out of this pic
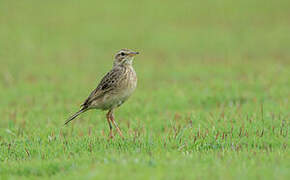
[108,109,124,138]
[106,111,113,139]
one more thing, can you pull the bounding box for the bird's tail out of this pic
[64,108,87,125]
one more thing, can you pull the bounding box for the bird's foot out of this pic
[108,131,114,139]
[116,128,124,139]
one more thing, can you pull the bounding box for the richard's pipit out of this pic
[65,49,139,138]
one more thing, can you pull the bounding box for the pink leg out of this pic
[108,109,124,138]
[106,111,113,139]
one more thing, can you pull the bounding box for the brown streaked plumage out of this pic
[65,49,139,138]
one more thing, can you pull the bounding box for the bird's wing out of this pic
[81,66,125,108]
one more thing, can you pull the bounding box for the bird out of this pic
[64,49,139,138]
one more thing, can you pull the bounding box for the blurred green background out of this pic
[0,0,289,179]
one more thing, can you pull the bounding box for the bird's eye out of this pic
[120,52,125,56]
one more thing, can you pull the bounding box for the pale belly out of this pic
[93,67,137,110]
[100,88,135,110]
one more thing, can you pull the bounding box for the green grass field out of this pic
[0,0,289,179]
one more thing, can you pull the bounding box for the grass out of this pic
[0,0,289,179]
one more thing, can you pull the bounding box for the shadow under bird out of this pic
[65,49,139,138]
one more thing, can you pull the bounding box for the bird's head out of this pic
[114,49,139,66]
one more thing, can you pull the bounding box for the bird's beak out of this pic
[128,51,140,57]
